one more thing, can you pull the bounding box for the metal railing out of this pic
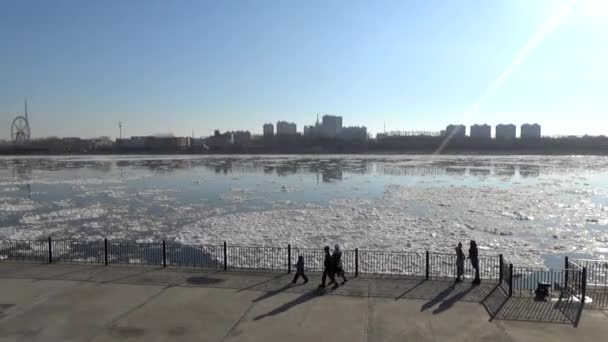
[506,259,588,324]
[570,258,607,288]
[106,240,163,266]
[565,259,586,299]
[571,258,606,309]
[225,245,288,272]
[51,240,104,264]
[357,250,423,276]
[0,237,564,291]
[427,252,501,282]
[563,259,587,323]
[500,259,512,296]
[0,239,48,263]
[511,267,565,297]
[165,243,223,269]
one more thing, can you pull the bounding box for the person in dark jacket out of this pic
[292,255,308,284]
[319,246,336,288]
[455,242,465,283]
[468,240,480,284]
[333,244,348,284]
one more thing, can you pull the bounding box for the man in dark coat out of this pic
[333,244,348,284]
[319,246,336,288]
[455,242,465,282]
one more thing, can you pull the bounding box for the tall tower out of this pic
[24,99,28,122]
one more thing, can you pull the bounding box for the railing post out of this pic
[355,248,359,277]
[48,236,52,264]
[564,256,569,289]
[508,264,513,297]
[499,254,504,283]
[162,240,166,268]
[287,244,292,274]
[581,267,587,305]
[223,241,227,271]
[104,238,108,266]
[425,251,430,280]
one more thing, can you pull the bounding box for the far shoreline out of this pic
[1,150,608,157]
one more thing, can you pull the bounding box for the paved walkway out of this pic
[0,262,606,341]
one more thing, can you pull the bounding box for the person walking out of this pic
[319,246,336,288]
[455,242,465,283]
[333,244,348,284]
[468,240,480,284]
[292,255,308,284]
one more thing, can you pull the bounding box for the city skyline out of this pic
[2,0,608,139]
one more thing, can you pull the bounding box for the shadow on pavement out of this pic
[253,283,293,302]
[254,289,319,320]
[481,285,509,321]
[186,276,225,285]
[482,284,580,326]
[401,279,495,302]
[432,283,476,314]
[237,274,286,293]
[394,279,425,300]
[489,296,575,325]
[420,283,456,311]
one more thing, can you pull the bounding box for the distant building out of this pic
[263,123,274,138]
[339,126,367,141]
[446,124,466,138]
[276,121,297,136]
[303,126,311,136]
[206,130,232,148]
[191,137,206,146]
[496,124,516,141]
[231,131,251,145]
[117,136,190,149]
[521,123,541,140]
[304,114,321,138]
[321,115,343,138]
[143,136,191,149]
[377,131,440,139]
[116,137,145,149]
[470,124,491,139]
[91,137,113,149]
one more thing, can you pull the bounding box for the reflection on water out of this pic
[3,155,605,181]
[520,164,541,178]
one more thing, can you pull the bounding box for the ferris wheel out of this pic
[11,116,30,144]
[10,100,31,145]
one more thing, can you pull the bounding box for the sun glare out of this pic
[579,0,608,17]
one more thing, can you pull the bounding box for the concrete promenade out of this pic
[0,262,606,342]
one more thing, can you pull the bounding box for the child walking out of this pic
[292,255,309,284]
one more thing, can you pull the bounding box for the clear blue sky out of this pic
[1,0,607,139]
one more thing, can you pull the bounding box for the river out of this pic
[1,155,607,268]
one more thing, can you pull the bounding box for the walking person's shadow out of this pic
[254,289,319,320]
[253,283,293,302]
